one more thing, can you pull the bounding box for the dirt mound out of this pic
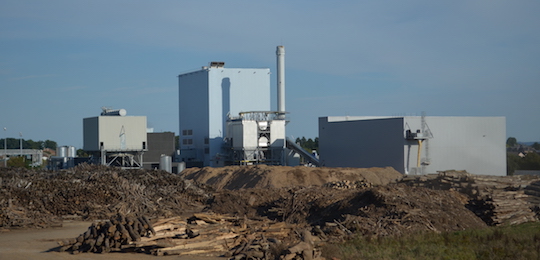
[179,165,402,190]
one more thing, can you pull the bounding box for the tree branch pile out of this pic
[0,164,213,228]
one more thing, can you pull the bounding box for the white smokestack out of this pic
[276,46,285,115]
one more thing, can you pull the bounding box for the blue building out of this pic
[178,62,271,167]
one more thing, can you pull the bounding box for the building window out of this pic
[204,137,209,145]
[182,129,193,136]
[182,139,193,145]
[204,147,209,154]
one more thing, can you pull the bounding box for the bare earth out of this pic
[0,221,223,260]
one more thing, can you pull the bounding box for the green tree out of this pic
[7,156,30,168]
[1,138,57,150]
[3,138,19,149]
[521,153,540,170]
[506,137,517,147]
[295,136,319,153]
[76,149,89,157]
[532,142,540,150]
[43,140,57,150]
[507,153,521,175]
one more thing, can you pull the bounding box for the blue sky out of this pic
[1,0,539,148]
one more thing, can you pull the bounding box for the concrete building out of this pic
[83,108,147,168]
[319,116,506,176]
[142,132,176,170]
[178,62,271,167]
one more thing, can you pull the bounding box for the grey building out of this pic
[319,116,506,176]
[83,109,147,168]
[143,132,176,170]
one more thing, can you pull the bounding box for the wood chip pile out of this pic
[401,170,540,226]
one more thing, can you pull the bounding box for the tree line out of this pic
[0,138,57,150]
[295,137,318,153]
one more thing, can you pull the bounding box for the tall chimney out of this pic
[276,46,285,116]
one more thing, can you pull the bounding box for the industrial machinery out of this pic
[177,46,320,167]
[224,111,286,165]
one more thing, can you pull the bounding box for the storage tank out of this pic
[67,146,76,158]
[160,155,172,173]
[56,146,67,158]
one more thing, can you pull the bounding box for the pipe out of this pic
[276,46,285,115]
[417,139,423,168]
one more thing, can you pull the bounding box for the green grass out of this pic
[321,222,540,260]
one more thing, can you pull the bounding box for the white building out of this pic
[83,109,147,168]
[178,62,271,167]
[318,116,507,176]
[226,111,286,165]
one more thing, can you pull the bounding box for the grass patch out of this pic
[322,222,540,260]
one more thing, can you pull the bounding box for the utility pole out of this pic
[19,132,22,160]
[3,127,6,167]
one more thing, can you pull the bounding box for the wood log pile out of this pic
[524,180,540,219]
[401,170,540,226]
[58,212,325,259]
[57,213,156,254]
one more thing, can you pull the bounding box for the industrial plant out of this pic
[75,45,508,175]
[177,46,316,167]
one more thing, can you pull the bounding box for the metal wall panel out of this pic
[178,69,209,163]
[319,116,506,176]
[83,117,99,151]
[318,117,404,169]
[403,116,506,176]
[83,116,147,151]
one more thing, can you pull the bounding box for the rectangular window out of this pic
[182,139,193,145]
[182,129,193,136]
[204,137,209,145]
[204,147,209,154]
